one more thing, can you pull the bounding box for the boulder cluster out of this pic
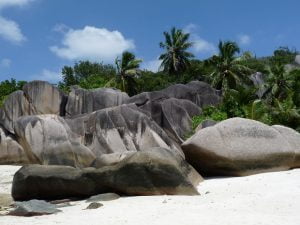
[0,80,299,201]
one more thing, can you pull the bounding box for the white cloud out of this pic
[0,16,26,43]
[31,69,62,83]
[0,0,35,9]
[142,59,162,72]
[50,26,135,62]
[238,34,251,45]
[193,35,216,53]
[0,0,36,44]
[0,58,11,67]
[183,24,216,55]
[183,23,198,33]
[53,23,70,33]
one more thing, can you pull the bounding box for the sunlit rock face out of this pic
[65,86,129,117]
[182,118,298,176]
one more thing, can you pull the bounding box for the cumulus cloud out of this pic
[238,34,251,45]
[142,59,162,72]
[50,26,135,62]
[0,58,11,67]
[183,24,216,55]
[31,69,62,83]
[0,0,36,44]
[192,36,216,53]
[0,16,26,43]
[0,0,35,9]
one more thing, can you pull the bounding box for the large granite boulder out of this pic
[0,91,32,133]
[272,125,300,168]
[127,81,220,108]
[139,98,201,143]
[125,81,219,143]
[12,148,202,201]
[0,81,65,133]
[65,86,129,117]
[182,118,296,176]
[14,114,95,168]
[22,81,65,115]
[66,104,182,158]
[0,126,29,165]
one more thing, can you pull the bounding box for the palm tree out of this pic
[264,63,294,101]
[159,27,194,75]
[205,41,252,93]
[106,51,142,96]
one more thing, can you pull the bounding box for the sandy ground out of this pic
[0,166,299,225]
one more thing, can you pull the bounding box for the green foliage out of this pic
[270,95,300,130]
[2,36,298,133]
[0,79,26,107]
[205,41,253,93]
[159,27,194,75]
[107,51,142,96]
[191,106,228,130]
[58,61,115,92]
[271,46,298,65]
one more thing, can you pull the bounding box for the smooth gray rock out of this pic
[0,91,32,133]
[66,104,182,158]
[85,202,103,209]
[0,126,29,165]
[182,118,295,176]
[86,193,120,202]
[14,115,96,167]
[127,81,220,108]
[12,148,202,201]
[8,200,61,216]
[139,98,201,143]
[65,86,129,117]
[0,81,65,133]
[22,81,65,115]
[94,151,136,168]
[272,125,300,168]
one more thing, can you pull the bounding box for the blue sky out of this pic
[0,0,299,82]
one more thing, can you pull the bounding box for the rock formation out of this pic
[182,118,298,176]
[12,148,202,200]
[14,114,96,168]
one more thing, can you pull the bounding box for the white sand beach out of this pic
[0,166,299,225]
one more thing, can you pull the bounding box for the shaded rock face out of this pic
[272,125,300,168]
[139,98,201,143]
[127,81,220,108]
[0,81,65,133]
[65,86,129,117]
[0,126,28,165]
[66,104,182,158]
[125,81,220,143]
[14,115,95,168]
[182,118,296,176]
[12,148,202,201]
[0,80,219,168]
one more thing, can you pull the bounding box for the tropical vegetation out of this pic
[1,27,299,131]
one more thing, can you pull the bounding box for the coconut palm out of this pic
[264,63,294,101]
[106,51,142,96]
[159,27,194,75]
[205,41,252,93]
